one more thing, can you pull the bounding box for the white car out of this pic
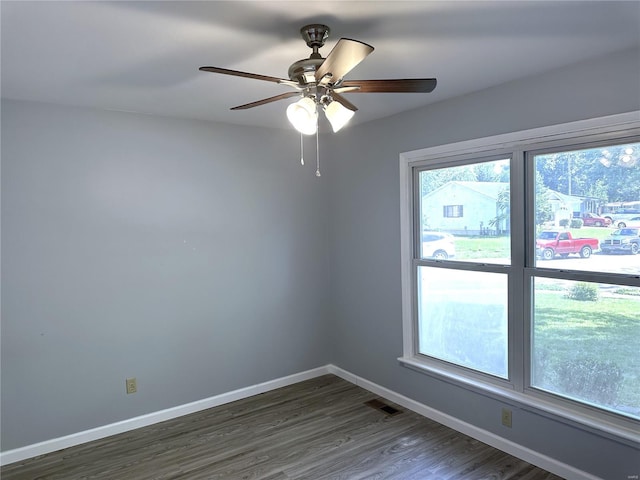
[608,210,640,228]
[614,216,640,228]
[422,231,456,260]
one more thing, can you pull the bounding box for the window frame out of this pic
[399,112,640,445]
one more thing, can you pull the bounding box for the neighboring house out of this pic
[546,191,603,225]
[546,190,576,225]
[422,181,599,234]
[421,181,510,236]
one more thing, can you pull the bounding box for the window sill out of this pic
[398,355,640,447]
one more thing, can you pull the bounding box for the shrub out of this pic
[565,282,599,301]
[614,287,640,296]
[558,218,570,227]
[570,218,584,229]
[533,348,623,408]
[556,358,623,406]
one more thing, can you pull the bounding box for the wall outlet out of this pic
[501,407,512,428]
[126,377,137,394]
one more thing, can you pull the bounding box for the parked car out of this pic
[422,231,456,260]
[536,231,599,260]
[579,212,610,227]
[605,209,640,228]
[600,228,640,255]
[613,216,640,229]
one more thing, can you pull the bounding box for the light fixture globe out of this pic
[286,97,318,135]
[324,100,355,133]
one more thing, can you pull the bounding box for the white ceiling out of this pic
[2,1,639,131]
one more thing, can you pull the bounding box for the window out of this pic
[417,266,508,378]
[400,112,640,442]
[529,142,640,420]
[416,158,511,380]
[443,205,463,218]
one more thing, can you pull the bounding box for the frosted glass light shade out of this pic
[286,97,318,135]
[324,100,355,132]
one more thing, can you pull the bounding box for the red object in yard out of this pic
[580,213,610,227]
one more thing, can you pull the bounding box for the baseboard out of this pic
[326,365,600,480]
[0,365,331,466]
[1,364,598,479]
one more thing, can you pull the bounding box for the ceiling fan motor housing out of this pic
[288,24,331,85]
[300,24,330,52]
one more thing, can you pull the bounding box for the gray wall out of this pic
[1,100,330,449]
[325,47,640,479]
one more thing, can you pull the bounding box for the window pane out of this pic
[417,266,508,378]
[419,159,510,264]
[531,278,640,419]
[534,142,640,274]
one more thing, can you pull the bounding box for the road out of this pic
[538,252,639,276]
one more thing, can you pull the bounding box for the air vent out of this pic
[365,399,402,416]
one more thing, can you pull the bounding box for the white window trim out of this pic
[398,111,640,446]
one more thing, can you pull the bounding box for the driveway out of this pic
[538,252,639,276]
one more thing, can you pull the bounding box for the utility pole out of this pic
[567,156,572,196]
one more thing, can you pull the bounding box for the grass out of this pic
[454,236,510,259]
[572,226,618,243]
[533,290,640,416]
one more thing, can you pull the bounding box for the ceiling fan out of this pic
[199,24,437,135]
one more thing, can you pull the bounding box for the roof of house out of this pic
[424,181,509,201]
[424,181,587,205]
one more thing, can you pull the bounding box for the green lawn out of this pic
[533,290,639,417]
[454,236,510,259]
[572,226,618,242]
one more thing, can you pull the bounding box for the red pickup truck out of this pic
[536,231,599,260]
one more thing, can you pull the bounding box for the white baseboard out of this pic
[0,365,331,466]
[326,365,600,480]
[2,364,597,479]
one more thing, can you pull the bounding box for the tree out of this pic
[420,163,478,196]
[535,172,553,225]
[490,187,510,233]
[535,142,640,203]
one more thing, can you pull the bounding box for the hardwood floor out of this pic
[1,375,563,479]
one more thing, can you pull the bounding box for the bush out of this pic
[558,218,570,227]
[556,358,623,406]
[532,350,623,407]
[565,282,599,301]
[570,218,583,229]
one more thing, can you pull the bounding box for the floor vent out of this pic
[365,399,402,416]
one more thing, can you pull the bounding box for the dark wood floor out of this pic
[1,375,563,479]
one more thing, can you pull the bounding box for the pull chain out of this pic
[315,118,321,177]
[300,132,304,166]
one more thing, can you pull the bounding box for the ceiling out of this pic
[2,1,639,131]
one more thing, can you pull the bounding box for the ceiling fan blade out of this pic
[330,91,358,112]
[315,38,374,85]
[337,78,437,93]
[199,66,290,84]
[230,91,300,110]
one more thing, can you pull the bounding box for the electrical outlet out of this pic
[501,408,512,428]
[126,377,137,394]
